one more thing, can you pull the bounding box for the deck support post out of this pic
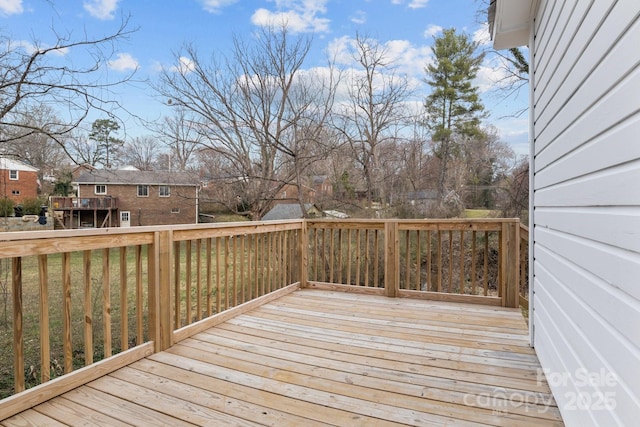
[501,221,520,308]
[384,221,399,297]
[149,230,173,352]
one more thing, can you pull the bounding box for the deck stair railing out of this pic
[0,218,524,418]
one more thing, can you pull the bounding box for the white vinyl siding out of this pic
[531,0,640,426]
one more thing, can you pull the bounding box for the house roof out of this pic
[0,157,39,172]
[488,0,536,49]
[74,169,198,186]
[262,203,318,221]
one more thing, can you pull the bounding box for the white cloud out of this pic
[170,56,196,74]
[251,0,330,33]
[408,0,429,9]
[350,10,366,25]
[0,0,23,16]
[83,0,119,20]
[327,35,432,80]
[423,24,442,38]
[391,0,429,8]
[473,22,491,46]
[199,0,238,14]
[108,53,139,71]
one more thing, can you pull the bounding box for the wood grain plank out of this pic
[1,409,66,427]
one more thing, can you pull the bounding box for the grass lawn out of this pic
[464,209,494,218]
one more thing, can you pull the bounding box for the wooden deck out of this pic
[1,289,563,426]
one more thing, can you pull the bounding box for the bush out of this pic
[0,198,14,217]
[22,197,46,215]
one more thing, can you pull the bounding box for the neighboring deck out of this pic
[1,289,562,426]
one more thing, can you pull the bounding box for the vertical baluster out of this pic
[374,230,380,287]
[224,236,230,310]
[404,230,411,290]
[216,237,222,313]
[83,251,93,366]
[39,255,50,382]
[472,231,477,295]
[355,229,361,286]
[186,240,192,323]
[459,230,465,294]
[364,230,370,287]
[206,238,212,317]
[448,230,453,293]
[415,230,421,291]
[120,246,128,350]
[102,249,111,359]
[337,229,342,284]
[437,229,442,292]
[13,257,24,393]
[484,231,489,296]
[135,246,143,345]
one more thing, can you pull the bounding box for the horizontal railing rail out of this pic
[0,217,522,418]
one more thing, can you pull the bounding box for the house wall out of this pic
[0,169,39,204]
[78,183,198,226]
[530,0,640,425]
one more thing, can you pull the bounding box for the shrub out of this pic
[0,198,14,217]
[22,197,46,215]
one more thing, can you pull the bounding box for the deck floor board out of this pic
[2,289,563,426]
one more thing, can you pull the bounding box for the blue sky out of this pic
[1,0,529,156]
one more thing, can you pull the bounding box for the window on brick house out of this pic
[171,207,180,214]
[12,190,20,195]
[95,185,107,194]
[9,170,18,180]
[159,185,170,197]
[137,185,149,197]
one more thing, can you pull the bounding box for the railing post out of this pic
[299,221,308,288]
[501,220,520,308]
[384,221,399,297]
[149,230,173,352]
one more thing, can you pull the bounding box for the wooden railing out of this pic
[0,218,522,417]
[306,219,520,307]
[50,197,118,210]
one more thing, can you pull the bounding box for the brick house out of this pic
[69,169,199,227]
[0,157,39,204]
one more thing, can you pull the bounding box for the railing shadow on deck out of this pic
[0,218,527,419]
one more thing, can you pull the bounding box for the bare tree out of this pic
[2,105,66,183]
[0,17,136,153]
[66,132,103,167]
[155,108,202,171]
[156,25,337,219]
[334,34,412,215]
[121,135,161,170]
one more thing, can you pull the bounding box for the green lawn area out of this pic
[464,209,494,218]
